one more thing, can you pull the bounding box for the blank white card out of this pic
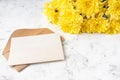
[8,34,64,66]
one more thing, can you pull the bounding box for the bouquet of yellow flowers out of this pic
[43,0,120,34]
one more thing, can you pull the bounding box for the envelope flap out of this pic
[2,28,54,56]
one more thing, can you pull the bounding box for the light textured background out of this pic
[0,0,120,80]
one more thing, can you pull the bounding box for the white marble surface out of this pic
[1,0,120,80]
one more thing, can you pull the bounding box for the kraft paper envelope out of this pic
[2,28,64,72]
[8,34,64,66]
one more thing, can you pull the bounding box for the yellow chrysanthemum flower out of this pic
[75,0,99,18]
[106,0,120,19]
[106,19,120,34]
[58,12,83,34]
[81,17,108,33]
